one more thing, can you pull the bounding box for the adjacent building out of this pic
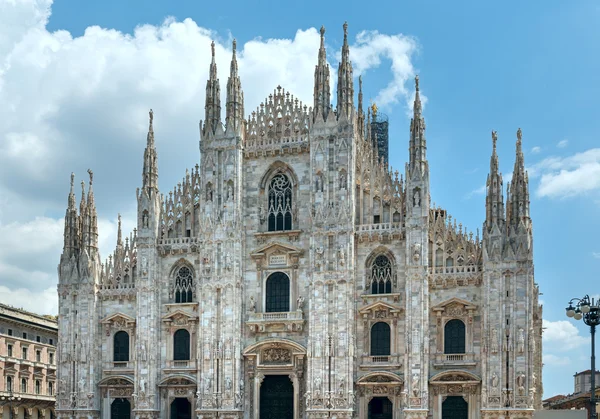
[0,303,57,418]
[55,22,544,419]
[543,370,600,419]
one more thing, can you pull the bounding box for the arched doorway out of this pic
[170,397,192,419]
[260,375,293,419]
[368,397,393,419]
[111,398,131,419]
[442,395,468,419]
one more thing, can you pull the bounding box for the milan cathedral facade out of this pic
[56,23,543,419]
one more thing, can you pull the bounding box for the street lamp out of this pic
[566,295,600,419]
[1,388,22,419]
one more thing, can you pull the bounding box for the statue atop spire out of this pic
[313,24,331,122]
[485,130,504,235]
[203,40,222,136]
[507,127,530,232]
[226,38,244,133]
[142,109,159,193]
[337,21,354,119]
[408,75,426,176]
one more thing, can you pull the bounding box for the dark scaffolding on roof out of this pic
[370,104,389,165]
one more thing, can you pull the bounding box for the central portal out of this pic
[170,397,192,419]
[260,375,294,419]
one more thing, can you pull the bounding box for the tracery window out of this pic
[371,255,392,294]
[173,329,190,361]
[370,322,391,356]
[113,331,130,362]
[265,272,290,313]
[444,319,466,354]
[268,174,293,232]
[174,266,194,303]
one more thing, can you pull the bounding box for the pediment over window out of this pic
[98,375,134,387]
[158,375,196,387]
[250,241,304,268]
[430,370,481,385]
[431,298,476,316]
[359,301,403,319]
[161,310,198,326]
[356,372,404,385]
[242,338,306,357]
[100,312,136,328]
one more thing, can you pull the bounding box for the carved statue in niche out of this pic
[78,377,86,394]
[315,246,324,268]
[139,377,146,397]
[412,243,421,262]
[413,189,420,207]
[491,329,499,354]
[227,184,234,202]
[315,173,323,192]
[206,184,213,202]
[224,252,232,271]
[314,336,322,358]
[204,376,212,394]
[532,372,537,387]
[314,376,322,395]
[517,328,525,354]
[196,391,202,409]
[338,378,345,395]
[225,377,232,391]
[491,372,499,388]
[249,296,256,313]
[139,342,147,362]
[296,295,305,311]
[411,373,420,397]
[338,246,346,267]
[339,172,347,189]
[142,211,149,228]
[517,373,526,395]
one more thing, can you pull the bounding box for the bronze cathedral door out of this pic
[260,375,294,419]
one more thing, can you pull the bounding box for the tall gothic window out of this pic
[174,329,190,361]
[444,319,466,354]
[113,331,130,362]
[268,174,293,232]
[371,255,392,294]
[265,272,290,313]
[174,266,194,303]
[370,322,391,356]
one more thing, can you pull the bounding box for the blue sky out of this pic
[1,0,599,400]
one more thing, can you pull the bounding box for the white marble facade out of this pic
[55,23,543,419]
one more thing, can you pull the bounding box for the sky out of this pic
[1,0,599,400]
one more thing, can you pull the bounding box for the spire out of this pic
[409,75,427,175]
[204,40,222,136]
[225,39,244,133]
[117,213,123,247]
[336,21,354,119]
[507,127,530,226]
[357,75,364,138]
[142,109,159,195]
[62,173,79,258]
[485,130,505,231]
[313,25,331,122]
[84,168,98,253]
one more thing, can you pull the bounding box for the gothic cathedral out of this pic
[56,23,543,419]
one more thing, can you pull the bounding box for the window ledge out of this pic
[246,310,305,333]
[255,230,302,242]
[359,355,402,369]
[432,353,477,368]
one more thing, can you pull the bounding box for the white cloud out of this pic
[543,354,572,366]
[531,146,541,154]
[0,286,57,316]
[532,149,600,198]
[542,319,588,351]
[0,0,422,309]
[593,252,600,259]
[465,184,486,199]
[557,139,569,148]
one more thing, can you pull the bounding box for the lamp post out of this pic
[1,388,22,419]
[566,295,600,419]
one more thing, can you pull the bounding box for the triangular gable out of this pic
[250,241,303,258]
[100,312,136,325]
[161,309,198,323]
[431,297,476,313]
[358,301,402,315]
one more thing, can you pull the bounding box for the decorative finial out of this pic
[359,75,362,90]
[232,39,237,53]
[415,75,420,91]
[70,172,75,189]
[517,127,522,142]
[81,180,85,196]
[492,130,498,149]
[211,40,215,57]
[343,22,348,37]
[149,109,153,127]
[87,168,94,185]
[320,26,326,37]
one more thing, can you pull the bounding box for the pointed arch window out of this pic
[113,331,130,362]
[174,266,194,303]
[268,174,292,232]
[444,319,466,354]
[370,322,391,356]
[371,255,392,294]
[173,329,190,361]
